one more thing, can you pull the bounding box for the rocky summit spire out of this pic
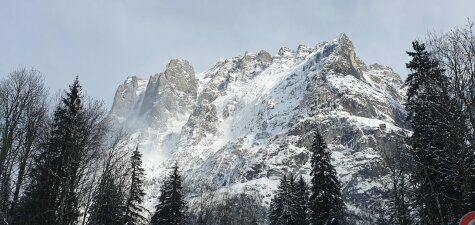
[110,76,147,119]
[337,33,352,46]
[109,59,198,129]
[278,46,293,56]
[139,59,197,126]
[257,50,272,66]
[325,33,366,79]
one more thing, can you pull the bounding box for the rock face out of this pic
[110,76,148,120]
[110,34,409,224]
[110,60,197,129]
[109,59,198,171]
[139,59,197,127]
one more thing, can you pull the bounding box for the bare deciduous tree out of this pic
[428,20,475,141]
[79,127,131,225]
[0,68,48,222]
[381,146,415,225]
[186,189,265,225]
[427,20,475,215]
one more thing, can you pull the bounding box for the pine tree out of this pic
[293,176,309,225]
[308,130,344,225]
[150,163,187,225]
[124,146,147,225]
[87,170,125,225]
[405,41,472,224]
[13,144,60,225]
[383,147,413,225]
[283,174,296,225]
[269,173,310,225]
[57,76,86,225]
[14,77,86,225]
[269,175,287,225]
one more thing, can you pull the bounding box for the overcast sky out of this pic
[0,0,473,107]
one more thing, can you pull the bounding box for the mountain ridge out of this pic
[109,34,409,224]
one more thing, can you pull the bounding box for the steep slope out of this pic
[110,34,409,224]
[110,59,198,169]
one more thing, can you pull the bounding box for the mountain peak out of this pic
[110,75,148,119]
[257,50,273,66]
[278,46,293,56]
[110,36,407,224]
[297,44,312,57]
[324,33,366,78]
[164,59,194,77]
[124,75,144,84]
[337,33,352,45]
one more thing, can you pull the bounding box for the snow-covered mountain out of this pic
[109,34,409,224]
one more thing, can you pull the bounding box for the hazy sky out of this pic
[0,0,473,107]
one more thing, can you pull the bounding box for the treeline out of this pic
[378,22,475,225]
[0,66,346,225]
[0,75,150,225]
[0,71,255,225]
[269,131,344,225]
[149,129,345,225]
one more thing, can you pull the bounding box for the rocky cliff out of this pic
[109,34,409,224]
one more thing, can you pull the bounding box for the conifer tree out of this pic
[405,41,471,224]
[14,77,86,225]
[269,173,310,225]
[284,174,296,225]
[150,164,187,225]
[308,130,344,225]
[293,176,309,225]
[87,170,125,225]
[13,143,60,225]
[57,76,86,225]
[269,175,287,225]
[124,146,147,225]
